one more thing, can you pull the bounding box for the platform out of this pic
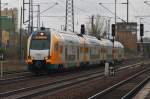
[133,81,150,99]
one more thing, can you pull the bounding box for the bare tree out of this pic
[86,15,108,39]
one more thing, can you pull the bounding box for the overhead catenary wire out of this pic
[40,2,58,14]
[98,3,126,23]
[57,0,91,14]
[40,0,110,23]
[24,2,59,24]
[129,1,140,16]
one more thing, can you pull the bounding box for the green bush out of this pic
[0,48,6,54]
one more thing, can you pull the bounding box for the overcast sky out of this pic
[2,0,150,38]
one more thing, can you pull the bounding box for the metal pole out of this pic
[127,0,129,23]
[113,0,117,64]
[19,7,23,62]
[0,0,1,47]
[23,0,25,23]
[65,0,74,32]
[141,36,143,56]
[28,0,31,34]
[115,0,117,25]
[12,10,16,49]
[72,0,74,32]
[37,5,40,29]
[38,5,40,28]
[65,0,67,31]
[108,19,110,39]
[30,0,33,32]
[23,0,30,24]
[0,61,3,78]
[109,0,117,76]
[140,18,144,59]
[91,15,94,33]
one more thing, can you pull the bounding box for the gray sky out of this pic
[2,0,150,38]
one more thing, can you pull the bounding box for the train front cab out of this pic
[26,30,51,73]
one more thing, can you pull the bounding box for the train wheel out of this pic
[58,64,63,73]
[28,65,40,75]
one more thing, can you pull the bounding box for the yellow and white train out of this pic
[26,28,124,74]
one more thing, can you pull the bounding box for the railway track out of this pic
[0,57,144,85]
[0,70,37,85]
[0,62,145,99]
[88,67,150,99]
[122,76,150,99]
[1,70,30,79]
[0,74,34,85]
[0,66,104,86]
[0,61,143,85]
[2,70,30,79]
[0,69,104,98]
[1,71,30,79]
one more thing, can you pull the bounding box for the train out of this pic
[26,27,124,74]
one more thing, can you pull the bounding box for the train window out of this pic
[30,39,49,50]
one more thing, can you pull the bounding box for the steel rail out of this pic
[121,76,150,99]
[0,71,29,80]
[1,62,145,98]
[0,67,104,85]
[0,71,104,98]
[0,74,34,85]
[88,67,150,99]
[0,62,143,85]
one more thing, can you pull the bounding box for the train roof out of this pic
[114,41,124,48]
[31,28,124,48]
[83,35,100,46]
[60,33,80,45]
[100,39,113,47]
[44,29,124,48]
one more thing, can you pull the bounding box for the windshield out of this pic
[30,39,50,50]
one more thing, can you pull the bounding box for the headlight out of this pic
[44,57,48,60]
[28,56,31,59]
[26,56,33,64]
[28,56,34,60]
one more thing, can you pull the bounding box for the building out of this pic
[0,8,18,47]
[116,22,137,52]
[2,8,18,32]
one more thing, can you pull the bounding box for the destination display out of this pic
[34,36,48,39]
[33,33,49,40]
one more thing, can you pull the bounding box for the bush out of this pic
[0,48,6,54]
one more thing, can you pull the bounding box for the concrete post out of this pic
[105,62,109,76]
